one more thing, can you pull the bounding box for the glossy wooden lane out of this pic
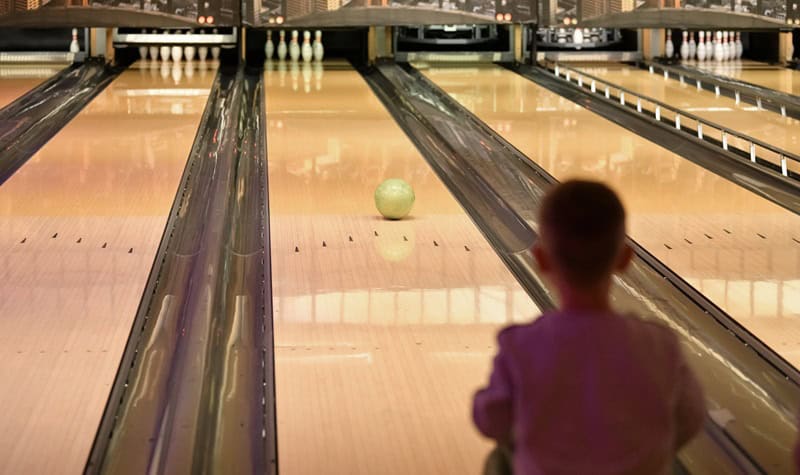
[0,61,215,474]
[687,59,800,96]
[0,64,66,110]
[418,63,800,367]
[572,62,800,172]
[265,60,540,475]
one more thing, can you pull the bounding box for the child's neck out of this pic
[557,280,613,314]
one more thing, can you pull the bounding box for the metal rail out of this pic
[368,60,780,474]
[545,60,800,181]
[643,60,800,121]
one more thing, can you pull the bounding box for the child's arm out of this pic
[473,331,514,443]
[673,348,706,449]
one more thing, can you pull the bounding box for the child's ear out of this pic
[615,243,634,272]
[533,242,551,273]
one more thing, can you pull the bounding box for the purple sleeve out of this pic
[473,331,514,442]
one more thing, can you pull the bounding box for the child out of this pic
[473,180,705,475]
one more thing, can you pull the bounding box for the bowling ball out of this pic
[374,179,415,220]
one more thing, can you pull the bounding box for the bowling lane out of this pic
[0,63,67,109]
[418,63,800,368]
[265,60,539,475]
[687,59,800,96]
[0,61,215,474]
[571,62,800,166]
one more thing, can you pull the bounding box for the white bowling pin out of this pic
[198,30,209,61]
[289,30,300,61]
[184,44,196,62]
[211,28,221,60]
[556,28,567,44]
[138,29,148,60]
[70,28,80,54]
[171,31,183,62]
[722,31,730,60]
[573,27,584,45]
[665,30,674,58]
[680,30,689,60]
[265,31,274,60]
[688,31,696,59]
[697,31,706,61]
[277,30,288,61]
[714,31,723,61]
[313,30,324,61]
[735,31,743,59]
[149,30,160,61]
[301,30,313,62]
[160,31,171,62]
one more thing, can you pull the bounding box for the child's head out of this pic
[533,180,632,290]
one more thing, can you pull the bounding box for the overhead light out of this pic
[198,15,206,23]
[503,13,512,21]
[268,17,275,24]
[206,15,214,24]
[276,16,285,24]
[496,13,504,21]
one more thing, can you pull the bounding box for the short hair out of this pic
[538,180,627,287]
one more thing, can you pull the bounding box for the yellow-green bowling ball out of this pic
[374,178,415,220]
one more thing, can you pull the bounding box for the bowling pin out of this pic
[313,30,324,61]
[160,31,171,62]
[573,27,584,45]
[665,30,674,58]
[719,31,726,60]
[714,31,723,61]
[697,31,706,61]
[171,31,183,62]
[556,28,567,44]
[211,28,221,60]
[735,31,743,59]
[70,28,80,54]
[198,30,209,61]
[265,31,274,60]
[301,30,313,62]
[138,29,148,60]
[289,30,300,61]
[707,30,713,58]
[184,30,196,62]
[277,30,288,61]
[680,30,689,60]
[688,31,696,60]
[149,30,160,61]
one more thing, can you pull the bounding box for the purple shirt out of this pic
[474,311,705,475]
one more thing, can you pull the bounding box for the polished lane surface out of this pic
[0,60,215,474]
[572,62,800,172]
[687,59,800,96]
[419,63,800,369]
[265,61,539,475]
[0,63,66,109]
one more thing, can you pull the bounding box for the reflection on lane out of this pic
[418,63,800,367]
[0,63,66,109]
[266,61,539,475]
[0,61,215,474]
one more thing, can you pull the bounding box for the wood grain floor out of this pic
[0,61,213,474]
[418,63,800,368]
[265,61,540,475]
